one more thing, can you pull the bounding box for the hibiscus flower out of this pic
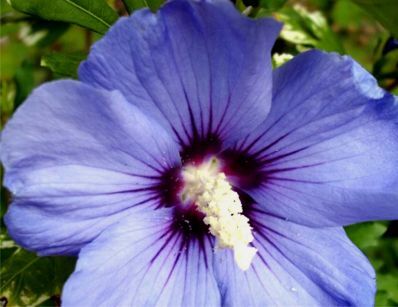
[1,0,397,305]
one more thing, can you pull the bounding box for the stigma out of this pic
[181,158,257,270]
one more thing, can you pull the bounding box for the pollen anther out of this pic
[181,158,257,270]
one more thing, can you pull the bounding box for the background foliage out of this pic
[1,0,397,306]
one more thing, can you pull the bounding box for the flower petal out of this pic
[214,206,375,306]
[62,209,220,307]
[79,0,281,149]
[232,50,398,227]
[1,80,180,255]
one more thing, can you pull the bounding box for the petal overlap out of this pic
[62,209,221,307]
[79,0,281,148]
[1,80,180,255]
[214,205,375,306]
[232,50,398,227]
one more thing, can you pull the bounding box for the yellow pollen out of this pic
[181,158,257,270]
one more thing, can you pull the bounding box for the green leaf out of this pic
[0,40,29,80]
[8,0,118,34]
[351,0,398,37]
[122,0,163,12]
[275,5,345,53]
[19,21,70,48]
[259,0,287,11]
[41,52,86,78]
[377,274,398,303]
[332,0,368,28]
[0,247,76,306]
[13,60,35,108]
[122,0,147,13]
[345,222,387,250]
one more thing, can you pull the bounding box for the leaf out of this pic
[275,5,345,53]
[41,52,86,78]
[8,0,118,34]
[0,81,16,129]
[259,0,287,11]
[332,0,368,28]
[13,60,35,108]
[0,41,29,79]
[123,0,164,12]
[345,222,388,250]
[122,0,147,13]
[0,247,75,306]
[1,0,13,14]
[377,274,398,303]
[19,21,70,48]
[351,0,398,37]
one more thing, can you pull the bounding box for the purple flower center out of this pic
[158,137,261,244]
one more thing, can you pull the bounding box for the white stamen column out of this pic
[181,158,257,270]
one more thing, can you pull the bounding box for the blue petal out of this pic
[233,50,398,227]
[79,0,281,148]
[1,80,180,255]
[214,205,375,306]
[62,209,221,306]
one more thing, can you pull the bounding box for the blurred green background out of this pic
[1,0,397,306]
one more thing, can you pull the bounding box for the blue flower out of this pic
[1,0,398,305]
